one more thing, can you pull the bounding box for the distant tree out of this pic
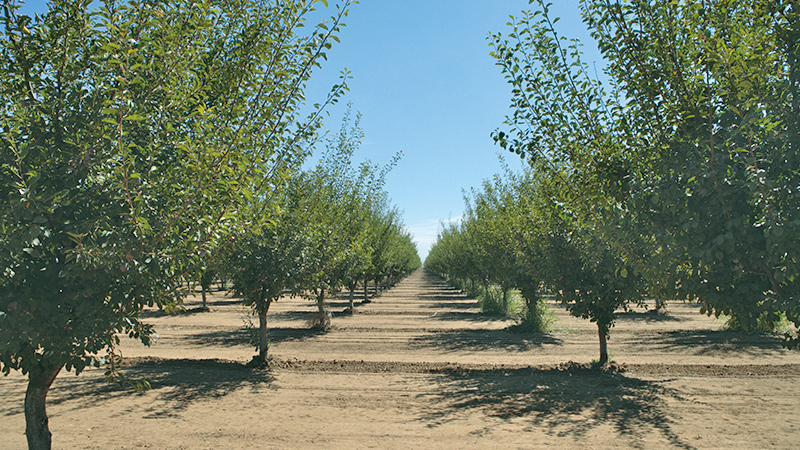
[290,110,403,329]
[426,163,646,363]
[427,168,551,329]
[0,0,352,447]
[199,270,215,309]
[196,247,227,310]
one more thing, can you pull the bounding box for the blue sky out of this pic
[303,1,603,260]
[16,0,602,261]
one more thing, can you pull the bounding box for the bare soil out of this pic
[2,268,800,449]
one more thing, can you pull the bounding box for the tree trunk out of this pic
[201,286,207,309]
[654,297,667,315]
[363,279,369,301]
[25,366,62,450]
[597,323,609,366]
[257,301,272,362]
[313,289,331,330]
[348,285,355,310]
[316,289,325,314]
[502,287,509,314]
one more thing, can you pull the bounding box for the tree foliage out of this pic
[287,110,420,328]
[426,163,645,363]
[0,0,352,447]
[226,108,420,359]
[491,0,800,345]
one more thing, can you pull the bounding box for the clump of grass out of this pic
[723,309,793,334]
[478,285,506,316]
[306,310,332,331]
[507,290,554,333]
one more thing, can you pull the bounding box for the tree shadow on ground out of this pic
[417,292,471,300]
[615,310,687,323]
[325,300,358,309]
[411,328,563,353]
[640,329,787,356]
[0,377,26,416]
[269,310,317,321]
[422,300,480,310]
[420,365,694,449]
[183,327,327,348]
[201,296,242,307]
[139,307,213,319]
[424,311,512,323]
[234,299,372,323]
[138,296,243,318]
[45,358,275,419]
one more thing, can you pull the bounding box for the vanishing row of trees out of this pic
[425,162,645,366]
[428,0,799,364]
[220,110,420,364]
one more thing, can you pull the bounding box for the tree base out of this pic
[246,355,273,369]
[306,311,332,330]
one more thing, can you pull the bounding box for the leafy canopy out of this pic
[0,0,352,377]
[490,0,800,344]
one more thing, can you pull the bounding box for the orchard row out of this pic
[428,0,799,364]
[206,110,420,363]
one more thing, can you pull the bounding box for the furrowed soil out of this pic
[2,268,800,449]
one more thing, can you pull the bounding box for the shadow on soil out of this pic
[412,328,563,353]
[615,310,687,323]
[269,310,317,321]
[44,358,275,419]
[422,300,480,310]
[422,364,694,449]
[425,311,513,323]
[417,291,470,299]
[183,327,327,347]
[642,329,787,356]
[139,296,241,318]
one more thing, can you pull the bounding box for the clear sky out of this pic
[302,1,603,261]
[15,0,602,261]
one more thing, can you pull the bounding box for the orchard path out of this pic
[2,268,800,448]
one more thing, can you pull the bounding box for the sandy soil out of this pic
[2,268,800,449]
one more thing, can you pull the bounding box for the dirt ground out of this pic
[2,268,800,449]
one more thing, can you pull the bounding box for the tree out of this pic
[427,162,644,362]
[501,168,559,330]
[0,0,351,447]
[512,165,646,365]
[196,246,227,310]
[426,167,552,330]
[289,110,402,329]
[225,106,417,347]
[491,1,800,345]
[538,193,646,366]
[226,198,307,363]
